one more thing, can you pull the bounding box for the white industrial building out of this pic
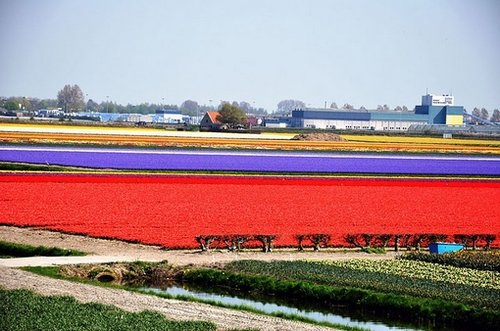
[290,94,464,131]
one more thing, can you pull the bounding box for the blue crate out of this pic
[429,242,464,254]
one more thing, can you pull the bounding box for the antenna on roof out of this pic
[426,87,428,95]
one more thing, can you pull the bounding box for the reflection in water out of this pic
[143,285,421,331]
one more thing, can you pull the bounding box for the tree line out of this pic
[0,84,267,116]
[194,233,497,252]
[470,107,500,122]
[2,83,499,121]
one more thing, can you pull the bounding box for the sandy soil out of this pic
[0,225,397,330]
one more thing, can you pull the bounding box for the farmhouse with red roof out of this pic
[200,111,221,130]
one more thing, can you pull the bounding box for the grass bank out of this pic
[0,240,85,258]
[24,264,367,331]
[0,288,216,331]
[182,267,499,330]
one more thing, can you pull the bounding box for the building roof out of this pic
[292,109,430,122]
[206,111,221,124]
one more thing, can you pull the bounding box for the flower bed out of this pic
[1,146,499,175]
[0,174,498,248]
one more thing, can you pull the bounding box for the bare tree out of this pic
[238,101,252,113]
[402,234,412,250]
[295,234,307,251]
[57,84,85,112]
[454,234,470,249]
[472,107,481,118]
[309,234,330,251]
[427,233,448,244]
[361,234,374,248]
[180,100,199,116]
[376,234,392,248]
[221,235,250,252]
[469,234,481,250]
[412,234,427,251]
[490,109,500,122]
[394,234,401,252]
[480,108,489,120]
[277,100,306,113]
[344,234,363,248]
[195,235,219,252]
[255,235,277,252]
[482,234,496,250]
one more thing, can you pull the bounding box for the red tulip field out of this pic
[1,174,498,248]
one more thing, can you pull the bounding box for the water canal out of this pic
[141,284,426,331]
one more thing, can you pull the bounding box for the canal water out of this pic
[142,285,423,331]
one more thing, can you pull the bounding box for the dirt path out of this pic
[0,225,397,330]
[0,266,335,331]
[0,226,398,267]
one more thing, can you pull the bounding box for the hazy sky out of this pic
[1,0,499,111]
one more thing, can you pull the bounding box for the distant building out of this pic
[421,94,454,106]
[200,111,221,130]
[289,94,464,131]
[153,109,184,123]
[128,114,153,123]
[37,109,64,118]
[264,117,291,128]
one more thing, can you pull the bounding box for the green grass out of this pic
[0,288,216,331]
[360,247,386,254]
[22,266,64,278]
[0,240,86,258]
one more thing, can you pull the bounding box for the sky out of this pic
[1,0,499,112]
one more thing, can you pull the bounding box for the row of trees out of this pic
[195,235,277,252]
[180,100,267,116]
[275,99,415,113]
[330,103,412,112]
[0,85,268,115]
[3,83,499,120]
[194,233,497,252]
[470,107,500,122]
